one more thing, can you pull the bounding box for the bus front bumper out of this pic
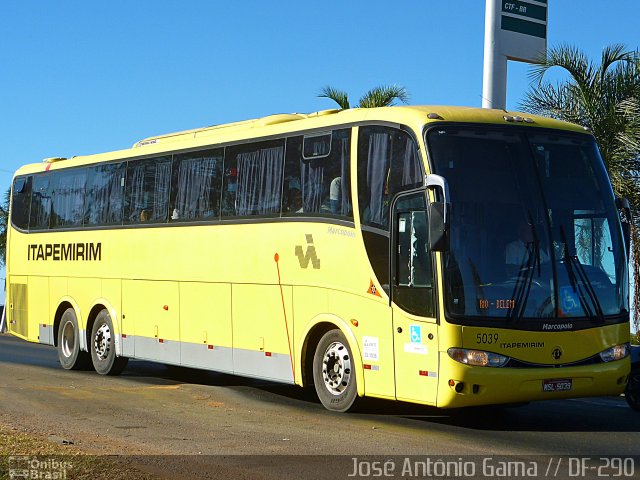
[436,353,630,409]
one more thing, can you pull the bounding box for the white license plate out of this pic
[542,378,572,392]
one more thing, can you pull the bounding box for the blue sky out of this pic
[0,1,638,303]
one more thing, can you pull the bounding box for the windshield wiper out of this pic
[468,259,488,316]
[568,254,605,322]
[559,228,604,322]
[508,242,535,321]
[508,215,543,321]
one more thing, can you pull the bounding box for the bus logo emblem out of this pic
[295,234,320,269]
[551,347,563,360]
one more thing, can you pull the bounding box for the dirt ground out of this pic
[1,334,639,479]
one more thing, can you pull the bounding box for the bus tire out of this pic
[90,309,128,376]
[57,308,91,370]
[313,329,359,412]
[625,367,640,412]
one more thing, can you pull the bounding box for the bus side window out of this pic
[357,126,423,291]
[170,149,223,221]
[358,126,423,230]
[222,140,284,217]
[125,157,172,224]
[84,163,126,226]
[328,129,352,218]
[30,174,52,230]
[282,136,304,214]
[282,129,352,218]
[11,176,32,230]
[51,168,88,228]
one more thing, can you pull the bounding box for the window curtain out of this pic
[300,157,324,213]
[313,141,326,156]
[152,162,171,220]
[87,166,123,225]
[402,137,422,187]
[128,165,146,221]
[236,146,283,215]
[366,133,390,225]
[174,157,219,219]
[31,177,51,228]
[129,161,171,221]
[53,172,86,226]
[338,137,351,216]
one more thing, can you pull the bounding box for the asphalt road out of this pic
[1,333,639,479]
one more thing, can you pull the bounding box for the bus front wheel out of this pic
[57,308,91,370]
[626,367,640,412]
[313,329,359,412]
[90,310,128,375]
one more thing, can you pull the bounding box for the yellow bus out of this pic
[6,106,632,412]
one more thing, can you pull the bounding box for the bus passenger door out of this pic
[391,193,439,404]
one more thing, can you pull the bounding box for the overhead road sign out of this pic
[502,0,547,23]
[482,0,548,109]
[500,0,547,60]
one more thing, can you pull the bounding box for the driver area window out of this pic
[393,193,435,317]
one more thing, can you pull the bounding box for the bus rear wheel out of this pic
[90,310,128,375]
[57,308,91,370]
[313,329,359,412]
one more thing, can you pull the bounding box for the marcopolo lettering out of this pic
[27,243,102,261]
[542,323,574,331]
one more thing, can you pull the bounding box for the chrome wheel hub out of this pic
[322,341,352,395]
[61,321,76,358]
[94,323,111,361]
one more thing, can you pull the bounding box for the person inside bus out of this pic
[505,222,549,276]
[329,177,342,214]
[286,187,303,214]
[140,209,152,222]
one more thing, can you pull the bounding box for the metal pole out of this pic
[0,302,6,334]
[482,0,507,110]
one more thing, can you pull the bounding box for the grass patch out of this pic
[0,424,156,479]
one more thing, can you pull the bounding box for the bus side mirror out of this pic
[616,197,631,258]
[428,202,448,252]
[426,174,450,252]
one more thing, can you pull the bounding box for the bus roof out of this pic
[13,105,589,176]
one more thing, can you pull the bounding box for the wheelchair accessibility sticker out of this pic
[560,286,580,314]
[405,324,428,355]
[410,325,422,343]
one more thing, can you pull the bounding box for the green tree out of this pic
[318,85,409,109]
[521,44,640,330]
[0,188,8,266]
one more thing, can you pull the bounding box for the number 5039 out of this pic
[476,333,499,344]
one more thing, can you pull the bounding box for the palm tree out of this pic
[318,85,409,109]
[521,44,640,331]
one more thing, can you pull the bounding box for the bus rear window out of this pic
[11,176,31,230]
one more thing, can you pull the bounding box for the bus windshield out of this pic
[427,126,628,326]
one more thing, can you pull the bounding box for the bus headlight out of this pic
[599,343,630,363]
[448,348,509,367]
